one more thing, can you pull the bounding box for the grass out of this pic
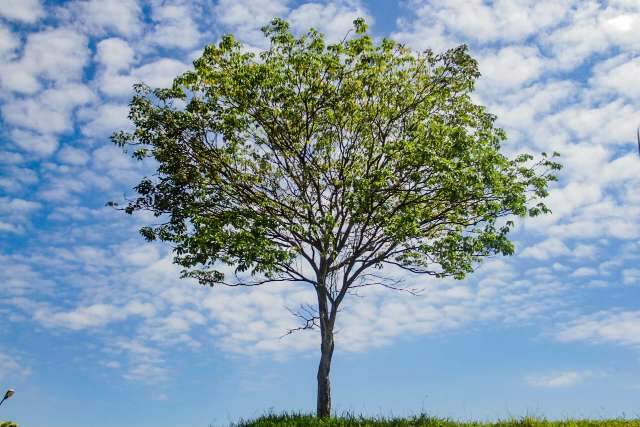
[230,414,640,427]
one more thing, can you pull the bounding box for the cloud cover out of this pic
[0,0,639,408]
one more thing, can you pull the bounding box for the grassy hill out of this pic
[231,414,640,427]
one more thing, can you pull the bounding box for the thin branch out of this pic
[280,304,320,338]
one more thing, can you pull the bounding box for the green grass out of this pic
[231,414,640,427]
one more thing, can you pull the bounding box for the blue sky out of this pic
[1,0,640,426]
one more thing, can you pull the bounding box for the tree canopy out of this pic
[113,18,560,417]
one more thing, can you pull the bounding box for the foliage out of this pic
[231,413,640,427]
[0,422,18,427]
[113,16,561,417]
[113,17,560,292]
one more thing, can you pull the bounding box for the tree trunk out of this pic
[315,279,335,419]
[316,324,334,418]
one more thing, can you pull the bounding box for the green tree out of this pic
[113,18,560,418]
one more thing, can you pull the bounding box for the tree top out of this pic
[113,18,560,296]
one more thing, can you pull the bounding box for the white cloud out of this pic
[519,238,570,260]
[0,0,44,23]
[35,301,156,330]
[5,241,566,363]
[556,310,640,348]
[0,28,90,94]
[149,309,206,335]
[0,196,40,234]
[0,25,19,60]
[114,337,168,382]
[543,3,640,71]
[601,155,640,185]
[0,222,22,234]
[58,0,142,37]
[57,145,91,166]
[132,58,189,88]
[560,145,612,182]
[572,244,598,259]
[0,256,55,296]
[215,0,290,28]
[146,1,201,50]
[0,166,37,194]
[2,84,95,153]
[477,45,545,93]
[406,0,574,44]
[590,54,640,100]
[288,1,373,43]
[526,370,593,388]
[392,20,455,53]
[546,100,639,146]
[2,0,640,386]
[4,97,70,134]
[196,260,566,354]
[214,0,290,46]
[79,103,130,138]
[0,197,40,216]
[91,145,136,173]
[486,80,576,144]
[570,267,597,278]
[0,351,30,381]
[622,269,640,285]
[103,360,121,369]
[9,130,60,157]
[0,62,40,94]
[542,194,640,241]
[96,38,135,71]
[95,73,136,98]
[37,173,89,202]
[117,242,161,267]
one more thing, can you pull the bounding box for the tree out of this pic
[112,18,560,418]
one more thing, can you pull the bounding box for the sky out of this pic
[0,0,640,426]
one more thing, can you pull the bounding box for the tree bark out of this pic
[316,324,334,418]
[315,280,335,418]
